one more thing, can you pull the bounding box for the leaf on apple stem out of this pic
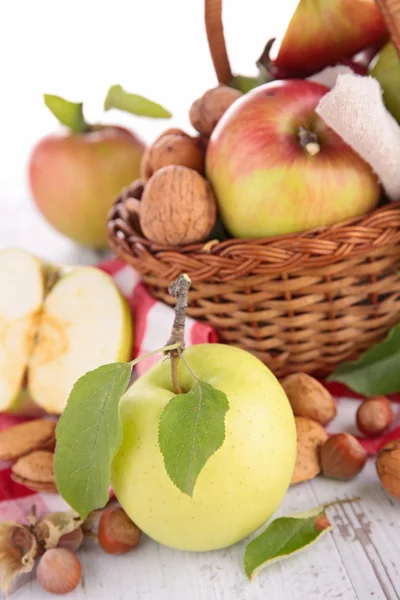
[158,379,229,497]
[54,362,133,520]
[104,85,172,119]
[44,94,88,133]
[327,321,400,396]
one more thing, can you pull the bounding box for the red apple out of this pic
[273,0,386,75]
[206,80,380,239]
[29,125,144,249]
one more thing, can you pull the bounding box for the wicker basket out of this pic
[108,0,400,378]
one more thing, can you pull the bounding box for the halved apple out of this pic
[28,267,133,414]
[0,249,45,412]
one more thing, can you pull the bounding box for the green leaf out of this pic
[327,322,400,396]
[230,73,266,93]
[104,85,172,119]
[44,94,88,133]
[244,507,331,580]
[158,380,229,497]
[54,362,133,520]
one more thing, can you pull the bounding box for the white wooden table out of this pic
[1,198,399,600]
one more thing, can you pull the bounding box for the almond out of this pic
[291,416,328,484]
[282,373,337,425]
[0,419,56,462]
[11,450,57,493]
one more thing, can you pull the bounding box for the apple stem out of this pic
[298,126,320,156]
[166,274,192,395]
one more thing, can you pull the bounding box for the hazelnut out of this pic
[376,439,400,499]
[320,433,367,480]
[189,85,242,136]
[291,416,328,484]
[140,165,217,246]
[356,396,394,438]
[36,548,81,594]
[98,506,141,554]
[282,372,337,425]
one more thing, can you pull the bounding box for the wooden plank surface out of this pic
[1,198,400,600]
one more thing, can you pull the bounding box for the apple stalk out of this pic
[165,274,192,394]
[298,126,320,156]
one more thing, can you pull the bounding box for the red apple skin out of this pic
[206,80,380,239]
[28,126,145,249]
[274,0,386,75]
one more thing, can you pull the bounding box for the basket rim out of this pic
[108,199,400,281]
[109,200,400,253]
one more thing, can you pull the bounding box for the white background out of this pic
[0,0,297,263]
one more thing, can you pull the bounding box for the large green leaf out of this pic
[158,380,229,496]
[328,322,400,396]
[44,94,88,133]
[244,507,331,580]
[54,363,133,519]
[104,85,172,119]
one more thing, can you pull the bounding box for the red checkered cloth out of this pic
[1,258,399,523]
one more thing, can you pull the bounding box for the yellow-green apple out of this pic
[206,79,380,239]
[0,249,45,413]
[111,344,296,552]
[370,42,400,123]
[0,248,133,414]
[272,0,386,76]
[28,95,145,249]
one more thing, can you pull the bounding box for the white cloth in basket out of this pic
[316,73,400,202]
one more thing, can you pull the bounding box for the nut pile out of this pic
[282,372,399,496]
[116,84,242,246]
[0,503,142,596]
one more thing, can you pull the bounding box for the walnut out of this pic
[140,165,217,246]
[150,134,204,175]
[376,439,400,499]
[189,85,242,136]
[140,131,204,181]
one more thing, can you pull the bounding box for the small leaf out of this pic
[158,380,229,496]
[244,506,331,580]
[104,84,172,119]
[44,94,88,133]
[230,74,266,93]
[54,362,133,520]
[328,322,400,396]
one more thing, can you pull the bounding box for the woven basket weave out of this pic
[108,0,400,378]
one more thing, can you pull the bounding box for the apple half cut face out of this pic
[0,249,45,411]
[28,267,133,415]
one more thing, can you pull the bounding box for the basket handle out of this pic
[204,0,232,85]
[204,0,400,85]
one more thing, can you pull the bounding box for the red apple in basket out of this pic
[272,0,386,76]
[28,89,172,249]
[206,79,380,239]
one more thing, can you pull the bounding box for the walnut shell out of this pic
[189,85,242,136]
[291,416,328,485]
[140,129,190,183]
[376,439,400,499]
[149,134,204,175]
[140,165,217,245]
[282,372,337,426]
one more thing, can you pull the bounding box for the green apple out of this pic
[28,267,133,414]
[0,249,45,412]
[369,42,400,124]
[111,344,296,552]
[0,248,133,414]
